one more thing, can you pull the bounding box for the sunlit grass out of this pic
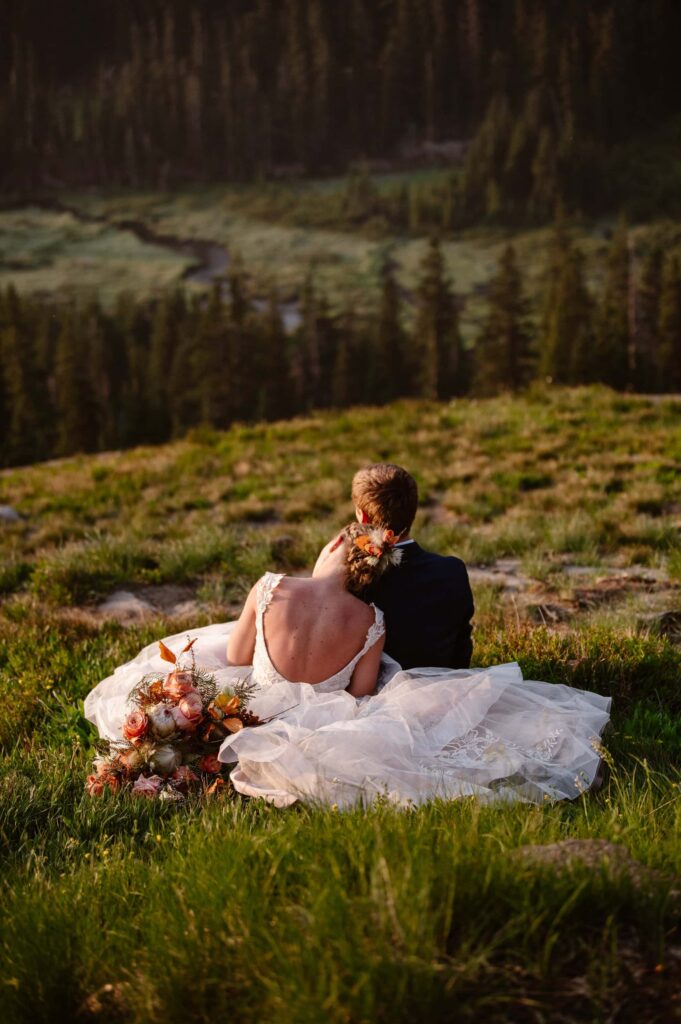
[1,387,680,1021]
[0,206,192,305]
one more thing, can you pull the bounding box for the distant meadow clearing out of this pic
[1,388,680,1022]
[0,178,620,337]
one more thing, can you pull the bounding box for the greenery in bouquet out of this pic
[86,638,259,800]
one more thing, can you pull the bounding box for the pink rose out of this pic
[178,692,203,722]
[132,775,163,798]
[123,710,149,742]
[199,754,222,775]
[171,705,197,732]
[148,703,177,739]
[163,670,197,701]
[172,766,199,791]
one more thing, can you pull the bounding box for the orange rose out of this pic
[86,771,120,796]
[86,773,105,796]
[123,710,149,742]
[163,670,197,701]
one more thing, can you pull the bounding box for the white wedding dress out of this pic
[85,572,611,809]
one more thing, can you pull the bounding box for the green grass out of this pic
[1,388,680,1021]
[61,184,614,336]
[0,206,193,305]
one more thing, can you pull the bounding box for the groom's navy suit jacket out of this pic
[365,542,474,670]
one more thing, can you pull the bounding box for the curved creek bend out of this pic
[33,199,303,332]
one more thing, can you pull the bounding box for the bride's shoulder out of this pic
[344,591,379,628]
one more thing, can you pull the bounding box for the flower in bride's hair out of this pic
[354,534,383,559]
[148,703,177,739]
[132,775,164,798]
[123,709,149,743]
[163,670,197,701]
[149,745,181,776]
[353,526,403,570]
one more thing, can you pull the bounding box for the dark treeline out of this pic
[2,226,680,468]
[3,0,681,221]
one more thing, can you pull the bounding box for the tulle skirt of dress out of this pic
[84,622,611,810]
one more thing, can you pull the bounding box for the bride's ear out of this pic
[328,534,345,553]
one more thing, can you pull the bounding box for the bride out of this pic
[85,523,611,808]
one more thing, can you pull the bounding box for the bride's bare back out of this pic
[229,533,385,696]
[259,576,375,684]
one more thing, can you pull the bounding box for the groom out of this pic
[353,463,474,669]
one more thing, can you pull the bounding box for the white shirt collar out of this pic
[394,539,415,547]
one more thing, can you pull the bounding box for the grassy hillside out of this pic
[1,388,680,1022]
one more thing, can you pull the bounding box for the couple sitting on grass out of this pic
[86,463,610,808]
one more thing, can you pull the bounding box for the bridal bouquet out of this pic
[86,638,259,800]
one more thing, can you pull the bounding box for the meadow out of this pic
[1,387,680,1022]
[0,175,622,339]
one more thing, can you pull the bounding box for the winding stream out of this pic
[36,200,302,332]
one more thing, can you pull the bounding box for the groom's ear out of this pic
[355,507,371,525]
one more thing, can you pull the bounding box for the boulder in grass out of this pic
[638,610,681,642]
[97,590,154,622]
[0,505,21,523]
[514,839,679,898]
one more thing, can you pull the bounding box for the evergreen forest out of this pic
[3,0,681,466]
[2,224,681,467]
[3,0,681,221]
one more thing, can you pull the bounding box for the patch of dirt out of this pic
[96,584,199,622]
[470,560,679,629]
[469,559,533,593]
[573,572,675,610]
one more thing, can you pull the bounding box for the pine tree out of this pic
[53,308,99,455]
[298,273,323,409]
[635,245,663,391]
[257,291,291,420]
[657,255,681,392]
[540,241,593,384]
[147,290,185,440]
[593,220,630,389]
[0,324,43,465]
[474,244,533,394]
[331,331,352,408]
[413,237,464,399]
[195,282,234,428]
[372,257,406,402]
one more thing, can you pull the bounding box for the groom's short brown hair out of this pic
[352,463,418,536]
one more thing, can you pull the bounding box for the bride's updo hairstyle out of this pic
[341,522,402,596]
[351,463,418,537]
